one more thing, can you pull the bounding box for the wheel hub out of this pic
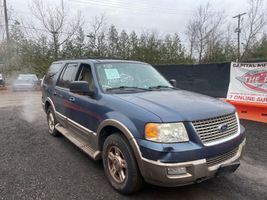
[107,146,127,183]
[113,158,120,170]
[48,112,54,132]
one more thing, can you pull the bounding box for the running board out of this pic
[55,124,101,160]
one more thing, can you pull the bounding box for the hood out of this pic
[115,90,235,122]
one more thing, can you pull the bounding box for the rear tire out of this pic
[46,106,60,137]
[102,133,143,194]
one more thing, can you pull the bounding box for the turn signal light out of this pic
[145,123,159,141]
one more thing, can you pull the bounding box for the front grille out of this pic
[192,113,238,145]
[206,147,238,167]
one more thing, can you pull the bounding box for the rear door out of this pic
[53,63,79,125]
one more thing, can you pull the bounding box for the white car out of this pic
[12,74,39,91]
[0,73,5,87]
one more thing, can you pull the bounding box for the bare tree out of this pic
[87,14,107,57]
[223,24,237,61]
[186,20,198,60]
[241,0,266,59]
[186,3,223,63]
[30,0,81,59]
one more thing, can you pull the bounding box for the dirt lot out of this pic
[0,91,266,200]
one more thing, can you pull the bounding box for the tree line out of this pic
[0,0,267,77]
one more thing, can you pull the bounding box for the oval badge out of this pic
[218,123,228,132]
[236,69,267,93]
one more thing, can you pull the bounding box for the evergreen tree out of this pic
[108,25,119,57]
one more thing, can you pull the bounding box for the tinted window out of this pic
[58,63,78,88]
[45,63,63,84]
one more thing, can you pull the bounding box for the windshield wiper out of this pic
[106,86,151,91]
[148,85,175,90]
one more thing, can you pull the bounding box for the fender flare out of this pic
[96,119,145,175]
[44,97,56,113]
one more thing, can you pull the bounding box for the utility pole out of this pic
[233,12,246,61]
[51,31,59,60]
[3,0,9,75]
[3,0,9,43]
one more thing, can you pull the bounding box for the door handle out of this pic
[69,97,75,102]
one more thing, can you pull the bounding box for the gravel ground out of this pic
[0,91,266,200]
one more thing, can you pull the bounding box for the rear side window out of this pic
[44,63,63,84]
[57,63,78,88]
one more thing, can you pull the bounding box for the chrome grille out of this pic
[192,113,238,145]
[206,148,238,167]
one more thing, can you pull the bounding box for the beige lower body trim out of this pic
[140,139,246,187]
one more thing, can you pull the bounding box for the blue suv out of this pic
[41,59,246,194]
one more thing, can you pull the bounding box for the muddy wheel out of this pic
[46,106,60,137]
[103,134,143,194]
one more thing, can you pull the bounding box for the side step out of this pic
[55,124,101,160]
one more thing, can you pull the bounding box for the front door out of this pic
[66,63,102,141]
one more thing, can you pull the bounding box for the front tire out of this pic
[46,106,60,137]
[103,134,143,194]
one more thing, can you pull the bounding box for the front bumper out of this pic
[12,85,36,91]
[140,138,245,187]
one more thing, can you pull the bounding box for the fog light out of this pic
[167,167,187,175]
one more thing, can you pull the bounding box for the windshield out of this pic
[95,62,172,92]
[18,74,38,81]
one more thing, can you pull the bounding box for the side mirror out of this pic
[169,79,177,87]
[69,81,95,96]
[38,79,42,86]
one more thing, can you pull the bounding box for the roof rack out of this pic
[82,56,129,60]
[56,56,130,61]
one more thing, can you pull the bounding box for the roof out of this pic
[53,58,147,65]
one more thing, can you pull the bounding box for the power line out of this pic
[69,0,194,16]
[71,0,182,12]
[71,0,242,17]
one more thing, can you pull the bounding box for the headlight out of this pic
[145,122,189,143]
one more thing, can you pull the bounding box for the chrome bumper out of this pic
[140,139,246,187]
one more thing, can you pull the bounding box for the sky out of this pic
[1,0,250,44]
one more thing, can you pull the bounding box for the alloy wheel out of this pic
[107,145,127,183]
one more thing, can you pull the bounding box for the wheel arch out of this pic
[44,101,51,113]
[96,119,145,175]
[44,97,56,113]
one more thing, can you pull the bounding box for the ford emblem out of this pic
[218,123,228,132]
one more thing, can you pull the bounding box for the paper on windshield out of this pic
[104,68,120,80]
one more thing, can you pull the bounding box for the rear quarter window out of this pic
[57,63,78,88]
[44,63,64,84]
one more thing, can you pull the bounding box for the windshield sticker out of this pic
[104,68,120,79]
